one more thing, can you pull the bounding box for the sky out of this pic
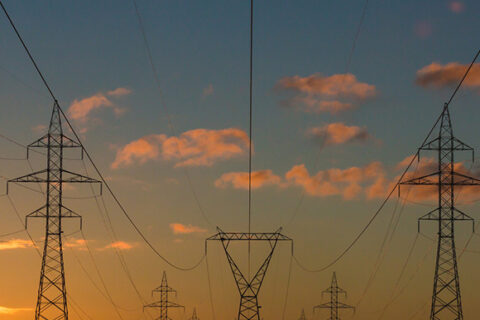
[0,0,480,319]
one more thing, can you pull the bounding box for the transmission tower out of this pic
[399,103,480,320]
[144,271,184,320]
[313,272,354,320]
[298,308,307,320]
[188,307,199,320]
[7,102,100,320]
[207,227,292,320]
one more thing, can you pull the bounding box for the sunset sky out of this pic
[0,0,480,319]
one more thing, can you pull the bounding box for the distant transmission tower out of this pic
[8,102,100,320]
[298,308,307,320]
[400,103,480,320]
[144,271,184,320]
[189,307,199,320]
[313,272,354,320]
[207,227,292,320]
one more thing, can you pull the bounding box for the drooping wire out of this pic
[292,47,480,273]
[0,0,205,272]
[281,255,293,320]
[130,0,212,228]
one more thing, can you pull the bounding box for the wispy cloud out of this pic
[414,21,433,39]
[307,123,371,146]
[67,87,131,132]
[0,239,33,251]
[99,241,137,251]
[112,128,250,169]
[275,73,377,114]
[170,223,207,235]
[416,62,480,90]
[215,170,283,190]
[0,306,32,315]
[449,1,465,13]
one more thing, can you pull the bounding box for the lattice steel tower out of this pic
[400,103,480,320]
[189,307,199,320]
[313,272,354,320]
[298,308,307,320]
[144,271,184,320]
[207,228,292,320]
[8,102,100,320]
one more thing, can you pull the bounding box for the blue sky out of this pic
[0,0,480,319]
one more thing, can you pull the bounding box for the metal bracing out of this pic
[144,271,184,320]
[206,227,292,320]
[313,272,354,320]
[188,307,199,320]
[298,308,307,320]
[400,104,480,320]
[7,102,101,320]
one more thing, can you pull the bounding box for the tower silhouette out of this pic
[144,271,184,320]
[298,308,307,320]
[189,307,199,320]
[400,104,480,319]
[314,272,354,320]
[8,102,100,320]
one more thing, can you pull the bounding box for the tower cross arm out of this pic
[399,171,440,186]
[452,171,480,185]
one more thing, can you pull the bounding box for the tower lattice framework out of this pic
[314,272,354,320]
[207,227,292,320]
[144,271,184,320]
[400,104,480,320]
[298,308,307,320]
[8,102,100,320]
[189,307,199,320]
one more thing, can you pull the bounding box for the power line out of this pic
[292,47,480,273]
[0,0,205,272]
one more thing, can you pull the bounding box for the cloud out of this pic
[215,170,283,190]
[64,239,88,251]
[67,87,131,125]
[449,1,465,13]
[416,62,480,90]
[100,241,137,251]
[112,128,250,169]
[286,162,386,200]
[170,223,207,235]
[203,84,214,97]
[275,73,377,114]
[32,124,47,134]
[414,21,433,38]
[0,239,33,250]
[307,123,371,146]
[0,306,32,315]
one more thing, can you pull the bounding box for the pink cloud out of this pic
[449,1,465,13]
[215,170,283,190]
[170,223,207,235]
[307,123,371,145]
[67,87,131,125]
[276,73,377,114]
[100,241,137,251]
[112,128,250,169]
[416,62,480,90]
[203,84,214,97]
[285,162,385,200]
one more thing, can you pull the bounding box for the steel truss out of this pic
[314,272,354,320]
[400,104,480,320]
[144,271,184,320]
[8,102,101,320]
[207,227,292,320]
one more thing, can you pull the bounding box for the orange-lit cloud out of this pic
[276,73,377,114]
[416,62,480,90]
[100,241,137,251]
[68,87,131,124]
[215,170,283,190]
[307,123,371,145]
[0,239,33,250]
[64,239,87,251]
[449,1,465,13]
[286,162,385,200]
[112,128,250,169]
[0,306,32,315]
[170,223,207,235]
